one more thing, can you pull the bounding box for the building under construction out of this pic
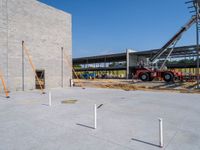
[73,45,199,79]
[73,14,200,82]
[0,0,72,92]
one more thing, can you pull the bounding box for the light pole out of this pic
[186,0,200,88]
[195,1,200,88]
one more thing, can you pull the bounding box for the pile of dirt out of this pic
[98,83,138,91]
[73,79,200,94]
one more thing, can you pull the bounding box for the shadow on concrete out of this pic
[42,104,49,107]
[97,104,103,109]
[131,138,160,148]
[0,94,10,99]
[76,123,94,129]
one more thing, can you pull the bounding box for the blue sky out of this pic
[40,0,196,58]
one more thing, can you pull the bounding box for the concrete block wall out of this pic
[0,0,72,92]
[0,0,9,93]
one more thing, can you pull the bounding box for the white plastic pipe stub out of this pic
[94,104,97,129]
[159,118,163,148]
[49,91,52,106]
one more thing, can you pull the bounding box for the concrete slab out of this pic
[0,87,199,150]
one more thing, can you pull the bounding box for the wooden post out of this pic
[23,42,45,94]
[0,69,9,98]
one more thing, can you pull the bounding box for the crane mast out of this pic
[134,15,200,82]
[149,16,197,64]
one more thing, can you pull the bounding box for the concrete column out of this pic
[126,49,130,79]
[61,47,64,88]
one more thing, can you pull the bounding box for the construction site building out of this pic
[0,0,72,91]
[73,45,199,79]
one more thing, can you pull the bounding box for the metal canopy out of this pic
[194,0,200,7]
[73,45,198,65]
[73,53,126,65]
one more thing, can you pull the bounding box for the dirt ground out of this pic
[74,79,200,94]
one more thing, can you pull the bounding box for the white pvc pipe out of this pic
[94,104,97,129]
[159,118,163,148]
[70,79,74,87]
[49,91,52,106]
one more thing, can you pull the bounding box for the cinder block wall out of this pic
[0,0,72,92]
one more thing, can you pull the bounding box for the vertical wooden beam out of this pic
[0,69,9,98]
[23,42,45,94]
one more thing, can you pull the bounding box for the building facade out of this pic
[73,45,198,79]
[0,0,72,91]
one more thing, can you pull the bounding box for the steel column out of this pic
[22,41,25,91]
[195,2,200,88]
[61,47,64,87]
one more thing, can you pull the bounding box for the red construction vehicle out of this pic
[133,16,198,82]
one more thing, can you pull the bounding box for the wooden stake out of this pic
[23,42,45,94]
[0,69,9,98]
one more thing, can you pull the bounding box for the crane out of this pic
[134,15,198,82]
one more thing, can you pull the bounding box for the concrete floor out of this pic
[0,87,200,150]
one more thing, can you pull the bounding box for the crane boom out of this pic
[149,16,197,63]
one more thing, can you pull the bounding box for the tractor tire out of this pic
[139,73,149,81]
[163,72,174,82]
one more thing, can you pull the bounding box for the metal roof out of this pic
[73,52,126,64]
[73,45,198,65]
[75,66,126,72]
